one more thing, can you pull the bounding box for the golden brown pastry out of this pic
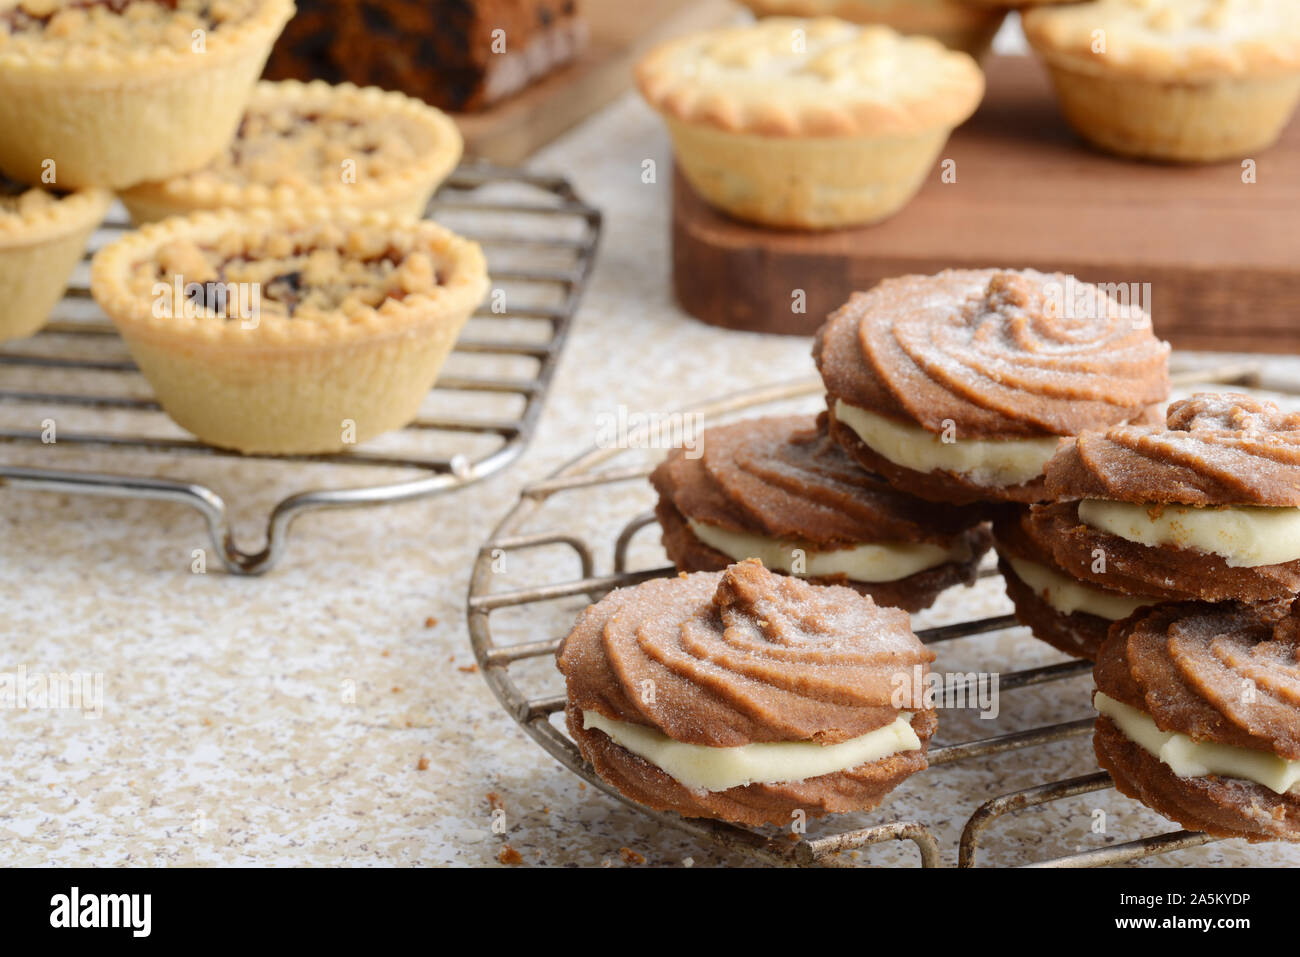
[1024,0,1300,162]
[0,0,294,189]
[636,17,984,229]
[90,208,487,454]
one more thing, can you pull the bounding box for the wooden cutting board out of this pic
[672,55,1300,353]
[455,0,737,164]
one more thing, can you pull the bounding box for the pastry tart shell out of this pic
[1038,62,1300,163]
[1024,2,1300,163]
[0,186,111,342]
[665,118,957,229]
[89,208,489,455]
[120,80,463,224]
[637,18,984,229]
[0,0,295,189]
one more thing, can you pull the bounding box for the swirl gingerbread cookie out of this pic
[556,560,937,827]
[1094,598,1300,842]
[650,414,990,612]
[1032,393,1300,603]
[814,269,1171,506]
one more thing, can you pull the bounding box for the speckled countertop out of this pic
[4,83,1300,868]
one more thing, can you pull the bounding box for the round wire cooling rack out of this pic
[466,363,1299,867]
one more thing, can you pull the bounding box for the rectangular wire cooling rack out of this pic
[467,369,1300,867]
[0,163,601,574]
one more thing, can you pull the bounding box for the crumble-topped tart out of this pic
[636,17,984,229]
[120,80,463,224]
[737,0,1008,59]
[1024,0,1300,162]
[0,0,295,189]
[90,208,488,454]
[0,172,111,342]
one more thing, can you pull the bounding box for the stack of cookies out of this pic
[1031,393,1300,841]
[0,0,489,454]
[646,266,1173,622]
[581,270,1300,843]
[560,266,1179,831]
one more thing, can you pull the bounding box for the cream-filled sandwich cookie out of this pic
[1093,599,1300,842]
[814,269,1171,506]
[650,414,990,613]
[993,506,1159,661]
[556,560,937,827]
[1034,394,1300,603]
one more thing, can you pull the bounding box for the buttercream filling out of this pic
[1078,500,1300,569]
[834,399,1061,488]
[1095,693,1300,795]
[1005,556,1153,621]
[687,519,969,583]
[582,709,920,792]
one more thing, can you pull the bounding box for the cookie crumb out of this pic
[498,845,523,865]
[424,616,437,628]
[486,792,504,811]
[417,757,430,771]
[619,847,645,865]
[381,649,390,657]
[457,663,478,674]
[391,686,402,693]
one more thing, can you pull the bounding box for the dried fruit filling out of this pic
[138,231,445,320]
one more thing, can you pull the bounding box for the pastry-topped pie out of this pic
[90,209,488,454]
[0,0,294,189]
[1024,0,1300,162]
[636,17,984,229]
[0,173,110,342]
[120,80,463,224]
[737,0,1008,59]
